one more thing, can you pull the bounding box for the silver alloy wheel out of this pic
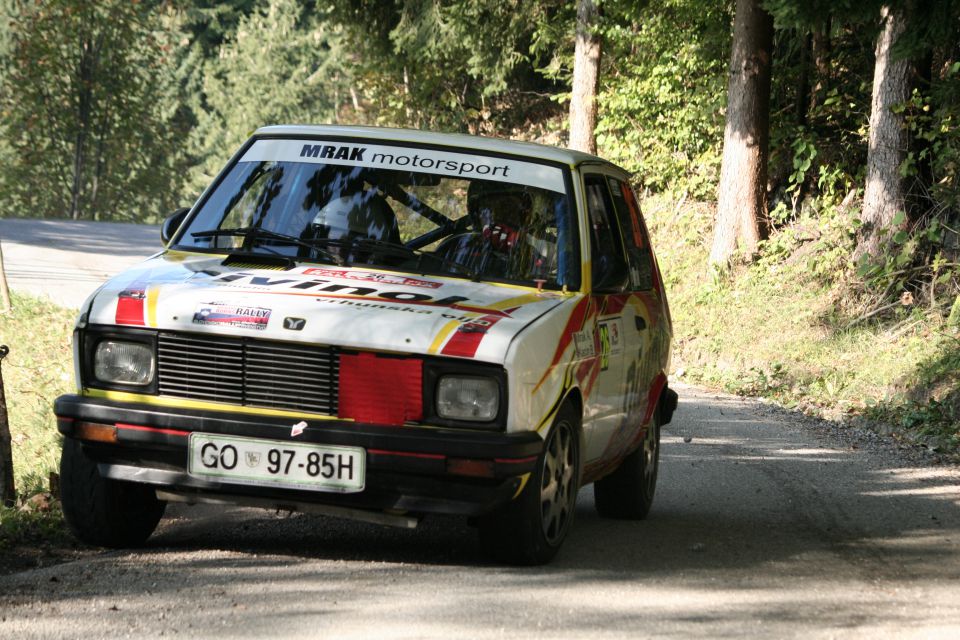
[540,420,576,544]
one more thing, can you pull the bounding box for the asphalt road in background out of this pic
[0,218,161,308]
[0,219,958,637]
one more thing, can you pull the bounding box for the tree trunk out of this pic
[810,20,831,110]
[797,32,811,128]
[709,0,775,268]
[0,346,15,507]
[70,35,98,220]
[857,4,912,260]
[0,242,10,313]
[569,0,602,155]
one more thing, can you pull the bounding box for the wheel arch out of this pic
[558,387,585,487]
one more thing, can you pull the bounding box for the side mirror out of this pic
[161,207,190,246]
[592,254,630,293]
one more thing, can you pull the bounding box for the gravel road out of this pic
[1,383,957,639]
[0,218,161,308]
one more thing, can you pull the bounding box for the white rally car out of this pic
[55,125,676,564]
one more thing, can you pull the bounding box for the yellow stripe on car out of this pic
[146,285,160,327]
[85,389,347,422]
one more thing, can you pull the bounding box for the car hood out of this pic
[86,252,569,363]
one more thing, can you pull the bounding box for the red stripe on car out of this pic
[367,449,445,460]
[115,423,189,437]
[115,293,146,326]
[440,315,503,358]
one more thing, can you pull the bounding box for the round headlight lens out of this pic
[436,376,499,421]
[94,340,154,385]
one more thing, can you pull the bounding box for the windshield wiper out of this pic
[347,238,481,280]
[191,227,343,265]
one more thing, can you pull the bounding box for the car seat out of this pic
[310,190,400,263]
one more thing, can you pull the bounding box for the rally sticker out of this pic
[240,139,566,194]
[192,303,271,330]
[301,268,442,289]
[573,329,596,358]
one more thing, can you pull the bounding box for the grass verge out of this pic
[646,195,960,459]
[0,291,76,553]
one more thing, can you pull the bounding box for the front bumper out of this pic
[54,394,543,519]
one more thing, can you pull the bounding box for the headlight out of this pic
[94,340,154,385]
[436,376,499,421]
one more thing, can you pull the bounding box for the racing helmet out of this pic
[311,191,399,244]
[467,180,534,230]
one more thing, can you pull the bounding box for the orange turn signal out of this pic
[74,421,118,443]
[446,458,495,478]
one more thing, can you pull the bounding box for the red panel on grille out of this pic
[338,352,422,426]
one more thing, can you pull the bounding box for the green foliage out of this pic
[901,77,960,215]
[187,0,348,191]
[328,0,564,134]
[180,0,260,57]
[595,0,729,198]
[0,0,193,222]
[767,23,873,224]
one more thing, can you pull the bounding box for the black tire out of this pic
[60,437,165,547]
[594,415,660,519]
[479,403,580,565]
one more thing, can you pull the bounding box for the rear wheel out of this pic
[60,438,165,547]
[479,403,580,565]
[594,415,660,519]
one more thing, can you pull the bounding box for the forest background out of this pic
[0,0,959,510]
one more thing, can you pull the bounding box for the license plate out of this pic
[187,433,365,493]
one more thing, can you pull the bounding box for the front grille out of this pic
[157,332,338,415]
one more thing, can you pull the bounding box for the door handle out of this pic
[635,316,647,331]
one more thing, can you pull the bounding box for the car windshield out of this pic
[175,138,580,290]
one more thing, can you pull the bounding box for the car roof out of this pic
[254,124,622,173]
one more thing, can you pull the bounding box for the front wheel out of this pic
[479,403,580,565]
[60,438,165,547]
[593,415,660,519]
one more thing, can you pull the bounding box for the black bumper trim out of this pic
[55,394,542,518]
[55,394,543,460]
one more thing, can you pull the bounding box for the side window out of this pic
[607,177,654,291]
[584,175,629,292]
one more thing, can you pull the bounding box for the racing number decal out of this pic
[598,323,611,371]
[596,318,622,372]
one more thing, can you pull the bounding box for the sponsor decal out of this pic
[597,318,624,371]
[283,317,307,331]
[209,271,510,314]
[573,329,595,358]
[301,268,442,289]
[240,139,566,194]
[456,321,489,334]
[192,302,271,331]
[299,144,366,161]
[441,314,505,358]
[316,297,435,315]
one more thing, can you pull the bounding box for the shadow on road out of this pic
[129,391,960,580]
[2,390,958,638]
